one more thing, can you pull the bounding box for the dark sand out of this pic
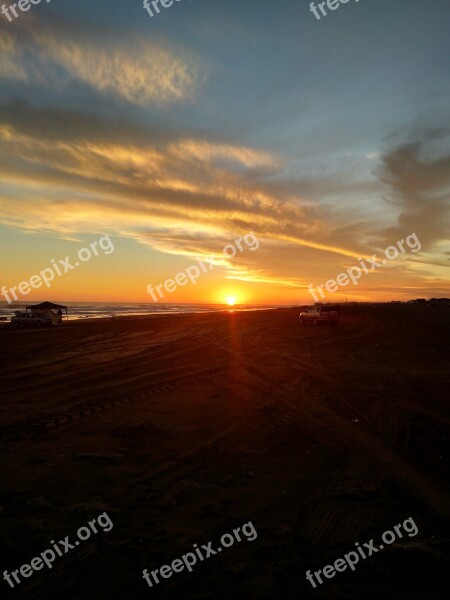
[0,305,449,599]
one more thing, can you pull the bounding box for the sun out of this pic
[226,296,237,306]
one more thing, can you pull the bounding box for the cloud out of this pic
[376,126,450,253]
[0,99,447,297]
[0,29,28,81]
[0,100,364,287]
[169,139,277,169]
[0,14,204,106]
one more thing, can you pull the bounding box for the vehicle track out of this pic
[1,369,226,443]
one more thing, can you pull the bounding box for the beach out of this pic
[1,305,449,599]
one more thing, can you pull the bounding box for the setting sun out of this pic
[226,296,237,306]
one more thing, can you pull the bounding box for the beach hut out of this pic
[26,301,68,326]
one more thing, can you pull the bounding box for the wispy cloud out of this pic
[2,97,448,295]
[0,100,360,287]
[0,15,204,106]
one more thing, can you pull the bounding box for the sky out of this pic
[0,0,449,305]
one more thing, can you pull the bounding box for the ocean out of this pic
[0,302,276,320]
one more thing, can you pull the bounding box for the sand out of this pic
[0,305,449,599]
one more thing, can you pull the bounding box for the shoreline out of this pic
[0,303,281,322]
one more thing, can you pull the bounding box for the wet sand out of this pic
[0,305,449,599]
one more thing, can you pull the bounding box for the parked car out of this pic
[299,303,340,326]
[11,312,52,327]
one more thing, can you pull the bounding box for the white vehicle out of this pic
[11,311,52,327]
[299,303,340,326]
